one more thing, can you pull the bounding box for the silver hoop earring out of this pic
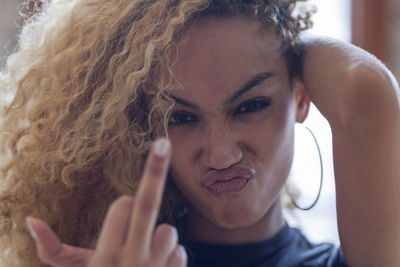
[286,125,323,211]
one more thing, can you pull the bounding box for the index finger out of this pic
[126,138,172,256]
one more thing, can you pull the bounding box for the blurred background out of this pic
[1,0,399,246]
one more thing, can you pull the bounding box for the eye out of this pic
[232,97,272,116]
[168,111,197,126]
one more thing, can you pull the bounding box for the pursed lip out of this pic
[201,166,256,187]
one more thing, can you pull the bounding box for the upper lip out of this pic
[202,166,256,187]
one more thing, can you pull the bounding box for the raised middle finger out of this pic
[125,138,172,261]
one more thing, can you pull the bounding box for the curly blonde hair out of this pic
[0,0,313,266]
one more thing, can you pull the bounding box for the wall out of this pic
[0,0,23,64]
[389,0,400,81]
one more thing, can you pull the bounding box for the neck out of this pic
[183,198,285,244]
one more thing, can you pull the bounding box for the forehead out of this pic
[174,16,281,66]
[168,15,286,99]
[181,15,279,47]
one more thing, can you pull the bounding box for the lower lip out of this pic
[206,177,250,196]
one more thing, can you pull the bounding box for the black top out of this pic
[184,224,348,267]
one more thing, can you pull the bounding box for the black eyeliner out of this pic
[232,97,272,115]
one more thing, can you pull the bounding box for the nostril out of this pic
[202,143,243,170]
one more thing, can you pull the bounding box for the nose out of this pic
[201,123,243,170]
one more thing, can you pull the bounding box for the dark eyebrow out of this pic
[167,72,274,109]
[224,72,274,105]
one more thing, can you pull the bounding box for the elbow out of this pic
[338,63,400,130]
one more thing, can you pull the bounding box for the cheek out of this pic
[168,126,198,163]
[244,100,296,193]
[167,132,205,212]
[168,127,200,186]
[241,103,295,156]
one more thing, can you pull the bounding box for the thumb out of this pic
[27,217,94,267]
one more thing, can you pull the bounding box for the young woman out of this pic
[0,0,399,266]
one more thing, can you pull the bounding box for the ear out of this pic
[293,80,310,123]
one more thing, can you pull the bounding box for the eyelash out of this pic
[168,111,197,126]
[232,98,272,115]
[168,98,272,126]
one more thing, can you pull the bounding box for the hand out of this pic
[26,138,187,267]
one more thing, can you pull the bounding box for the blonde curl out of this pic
[0,0,312,266]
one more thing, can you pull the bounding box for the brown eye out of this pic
[233,98,272,115]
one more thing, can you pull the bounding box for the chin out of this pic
[210,205,263,229]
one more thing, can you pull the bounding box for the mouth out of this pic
[202,166,255,196]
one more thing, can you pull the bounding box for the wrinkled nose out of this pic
[201,125,243,170]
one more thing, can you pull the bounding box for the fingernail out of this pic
[26,217,37,240]
[170,226,178,240]
[178,245,187,259]
[154,138,170,157]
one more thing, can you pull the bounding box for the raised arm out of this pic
[301,36,400,267]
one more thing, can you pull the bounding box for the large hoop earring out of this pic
[286,125,323,211]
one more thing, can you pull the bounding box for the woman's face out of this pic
[166,16,309,232]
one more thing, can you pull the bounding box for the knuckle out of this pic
[146,156,166,178]
[109,195,134,212]
[148,163,165,177]
[37,244,62,264]
[137,195,157,217]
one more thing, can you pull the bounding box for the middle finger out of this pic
[126,138,172,259]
